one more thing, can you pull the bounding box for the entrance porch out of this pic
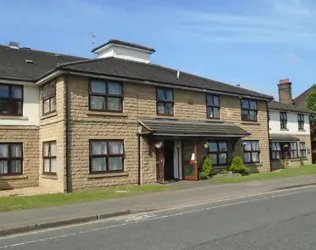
[138,118,251,183]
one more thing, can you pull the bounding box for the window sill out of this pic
[241,121,260,125]
[41,111,58,120]
[87,172,129,179]
[156,115,176,119]
[290,158,308,162]
[0,175,27,180]
[0,116,28,121]
[298,129,306,132]
[245,163,263,167]
[86,111,128,117]
[280,128,289,131]
[41,174,58,180]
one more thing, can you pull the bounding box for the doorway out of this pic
[164,140,174,180]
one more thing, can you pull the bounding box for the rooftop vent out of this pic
[25,59,34,64]
[9,41,19,49]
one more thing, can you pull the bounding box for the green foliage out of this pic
[219,169,230,174]
[202,155,213,176]
[199,171,209,180]
[306,85,316,126]
[229,156,246,173]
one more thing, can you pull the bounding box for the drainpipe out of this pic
[65,74,71,193]
[136,132,152,186]
[266,101,272,172]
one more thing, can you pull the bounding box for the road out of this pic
[1,186,316,250]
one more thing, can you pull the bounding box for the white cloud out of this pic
[173,0,316,48]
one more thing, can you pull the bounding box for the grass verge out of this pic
[0,184,180,212]
[211,164,316,183]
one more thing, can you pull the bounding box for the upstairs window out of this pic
[156,88,174,116]
[0,84,23,116]
[89,79,123,112]
[298,114,304,130]
[241,99,257,121]
[42,81,56,115]
[206,94,220,119]
[280,112,287,129]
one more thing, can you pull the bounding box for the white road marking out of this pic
[0,187,315,249]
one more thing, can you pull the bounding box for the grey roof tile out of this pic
[0,45,86,81]
[268,101,314,114]
[138,117,251,137]
[61,57,273,99]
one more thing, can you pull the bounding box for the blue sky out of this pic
[0,0,315,99]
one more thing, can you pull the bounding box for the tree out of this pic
[306,85,316,132]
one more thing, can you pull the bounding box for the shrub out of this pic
[229,156,246,173]
[219,169,230,174]
[199,171,209,180]
[201,155,213,176]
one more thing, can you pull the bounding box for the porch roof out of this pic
[138,117,251,138]
[270,134,299,142]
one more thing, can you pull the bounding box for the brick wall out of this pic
[38,76,66,193]
[66,76,270,191]
[0,127,39,190]
[271,134,312,170]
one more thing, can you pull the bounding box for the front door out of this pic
[182,140,198,180]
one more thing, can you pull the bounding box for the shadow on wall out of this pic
[0,180,13,191]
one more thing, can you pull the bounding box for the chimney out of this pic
[278,78,293,105]
[91,39,155,63]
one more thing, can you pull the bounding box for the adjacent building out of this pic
[268,79,313,170]
[1,39,310,193]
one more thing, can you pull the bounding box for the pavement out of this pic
[0,174,316,237]
[1,184,316,249]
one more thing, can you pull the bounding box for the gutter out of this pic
[65,74,71,193]
[266,101,272,172]
[36,69,273,101]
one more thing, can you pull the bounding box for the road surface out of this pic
[1,186,316,249]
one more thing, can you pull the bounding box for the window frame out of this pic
[43,141,57,175]
[271,142,299,160]
[0,83,23,116]
[88,79,123,113]
[42,81,56,115]
[206,94,220,119]
[298,114,305,130]
[156,87,174,116]
[240,99,258,122]
[89,140,124,174]
[207,141,228,166]
[280,112,288,129]
[299,142,307,158]
[0,143,23,176]
[243,140,260,164]
[271,142,282,160]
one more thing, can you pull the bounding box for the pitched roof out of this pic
[0,45,86,81]
[138,117,250,137]
[59,57,273,100]
[268,101,314,114]
[270,134,299,142]
[293,85,316,109]
[91,39,156,53]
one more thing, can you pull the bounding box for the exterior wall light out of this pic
[204,142,209,148]
[155,141,163,149]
